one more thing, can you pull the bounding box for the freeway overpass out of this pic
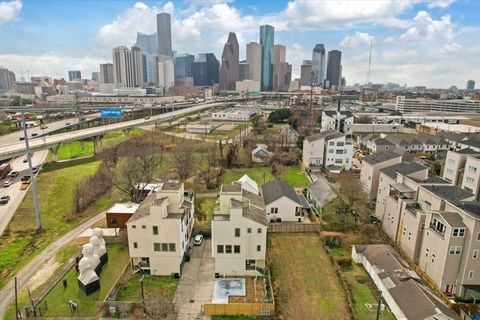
[0,102,229,161]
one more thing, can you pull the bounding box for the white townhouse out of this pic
[262,180,309,223]
[211,184,268,276]
[321,110,354,136]
[126,182,194,276]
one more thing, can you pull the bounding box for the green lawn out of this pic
[116,273,178,302]
[281,165,310,187]
[268,234,350,320]
[38,245,129,317]
[194,198,216,229]
[222,167,274,186]
[0,157,118,289]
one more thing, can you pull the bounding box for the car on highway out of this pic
[23,152,34,163]
[3,180,12,187]
[144,116,150,120]
[193,234,204,246]
[40,124,48,129]
[19,136,25,141]
[32,167,40,174]
[9,171,19,178]
[31,133,38,137]
[65,122,71,125]
[0,196,10,205]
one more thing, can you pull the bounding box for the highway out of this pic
[0,102,227,161]
[0,150,49,235]
[0,113,100,147]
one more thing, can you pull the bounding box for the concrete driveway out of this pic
[175,239,215,320]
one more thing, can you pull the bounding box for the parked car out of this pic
[193,234,204,246]
[0,196,10,205]
[3,180,12,187]
[9,171,19,178]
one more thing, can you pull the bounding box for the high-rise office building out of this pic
[131,46,145,87]
[156,13,172,57]
[154,56,174,90]
[0,68,16,90]
[246,42,261,82]
[273,44,288,91]
[285,63,292,87]
[467,80,475,90]
[99,63,114,84]
[239,61,249,81]
[68,70,81,81]
[312,44,326,87]
[219,32,239,90]
[175,54,195,78]
[326,50,342,89]
[91,72,99,82]
[260,25,274,91]
[134,32,158,83]
[300,60,313,86]
[192,53,219,86]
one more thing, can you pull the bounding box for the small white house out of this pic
[251,145,272,163]
[261,180,308,222]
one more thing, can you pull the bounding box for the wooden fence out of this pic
[268,223,321,233]
[203,302,274,316]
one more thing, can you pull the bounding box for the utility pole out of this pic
[15,277,18,320]
[367,39,373,88]
[375,290,382,320]
[21,99,43,230]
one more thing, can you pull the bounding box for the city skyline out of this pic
[0,0,479,88]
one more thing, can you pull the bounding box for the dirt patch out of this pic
[215,123,235,131]
[229,277,266,303]
[24,256,60,292]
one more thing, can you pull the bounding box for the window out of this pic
[133,242,138,249]
[337,142,344,147]
[142,225,146,229]
[466,177,475,184]
[257,228,262,234]
[335,149,344,154]
[257,245,261,252]
[468,165,477,173]
[468,271,474,280]
[449,246,462,255]
[295,207,301,216]
[225,245,232,254]
[477,232,480,241]
[328,149,334,154]
[452,228,465,237]
[154,243,161,251]
[270,207,278,214]
[335,159,343,164]
[152,226,158,235]
[217,245,224,253]
[161,243,168,252]
[132,225,136,229]
[329,141,334,146]
[168,243,176,252]
[247,228,252,233]
[234,245,240,254]
[431,217,445,234]
[235,228,241,237]
[473,250,478,259]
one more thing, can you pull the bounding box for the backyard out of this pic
[222,165,310,188]
[268,233,350,320]
[115,273,178,302]
[194,197,216,229]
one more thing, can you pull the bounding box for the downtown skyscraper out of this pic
[273,44,288,91]
[112,46,144,88]
[219,32,239,90]
[156,13,172,58]
[312,44,326,87]
[134,32,158,83]
[260,25,274,91]
[326,50,342,89]
[246,42,261,82]
[99,63,113,84]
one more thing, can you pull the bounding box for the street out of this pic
[0,150,49,235]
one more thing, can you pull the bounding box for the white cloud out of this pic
[340,32,374,48]
[381,49,420,63]
[0,0,22,23]
[442,42,462,53]
[377,17,412,29]
[427,0,454,8]
[398,11,454,42]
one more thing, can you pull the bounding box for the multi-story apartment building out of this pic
[320,110,354,136]
[396,96,480,113]
[126,182,194,276]
[302,130,353,171]
[365,133,449,155]
[211,184,268,276]
[360,152,402,201]
[443,149,480,200]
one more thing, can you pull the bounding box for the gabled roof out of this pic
[323,110,353,118]
[373,138,395,146]
[363,151,401,165]
[261,180,302,206]
[458,140,480,149]
[305,129,345,142]
[236,174,259,195]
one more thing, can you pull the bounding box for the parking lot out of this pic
[174,239,215,320]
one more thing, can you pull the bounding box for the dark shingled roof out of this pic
[452,201,480,219]
[380,162,428,179]
[221,184,242,193]
[243,206,268,226]
[422,176,451,184]
[373,138,395,146]
[305,129,345,142]
[261,180,302,206]
[161,182,182,191]
[363,151,401,165]
[459,140,480,149]
[454,148,480,155]
[437,211,467,228]
[323,110,353,118]
[422,185,474,202]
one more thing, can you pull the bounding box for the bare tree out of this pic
[224,139,240,168]
[172,142,195,180]
[338,179,368,210]
[196,145,220,189]
[243,138,254,168]
[144,289,181,320]
[263,133,278,152]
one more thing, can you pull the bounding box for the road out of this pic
[0,211,105,320]
[0,113,100,147]
[0,102,229,161]
[0,150,49,235]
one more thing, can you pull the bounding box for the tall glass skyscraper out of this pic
[175,54,195,78]
[192,53,219,86]
[134,32,157,83]
[260,25,274,91]
[326,50,342,89]
[312,44,326,87]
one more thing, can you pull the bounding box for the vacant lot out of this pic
[268,234,350,320]
[116,273,178,302]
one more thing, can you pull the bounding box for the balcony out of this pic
[405,203,422,216]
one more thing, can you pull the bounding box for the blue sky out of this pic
[1,0,479,88]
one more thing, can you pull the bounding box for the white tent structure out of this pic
[235,174,259,195]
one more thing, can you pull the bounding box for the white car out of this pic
[3,180,12,187]
[193,234,204,246]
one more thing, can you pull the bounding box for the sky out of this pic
[0,0,479,88]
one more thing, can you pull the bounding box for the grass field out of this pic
[222,167,275,186]
[116,273,178,302]
[38,245,129,317]
[0,157,119,289]
[194,198,216,229]
[268,234,350,320]
[281,165,310,187]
